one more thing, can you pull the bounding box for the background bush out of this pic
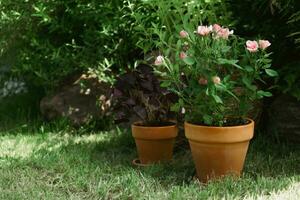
[229,0,300,99]
[0,0,234,93]
[0,0,141,93]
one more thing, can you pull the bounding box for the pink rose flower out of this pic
[246,40,259,53]
[212,76,221,84]
[180,30,189,38]
[216,28,234,39]
[197,25,212,36]
[258,40,271,50]
[198,77,208,85]
[179,52,187,59]
[213,24,222,32]
[154,55,164,66]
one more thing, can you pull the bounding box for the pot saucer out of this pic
[132,159,152,167]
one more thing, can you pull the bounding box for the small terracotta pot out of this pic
[185,119,254,183]
[131,122,178,164]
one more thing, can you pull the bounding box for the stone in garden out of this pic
[40,74,111,126]
[268,95,300,143]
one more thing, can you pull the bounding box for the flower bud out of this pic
[179,52,187,59]
[154,55,164,66]
[198,77,208,85]
[179,30,189,38]
[212,76,221,84]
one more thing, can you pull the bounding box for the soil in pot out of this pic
[185,119,254,183]
[131,121,178,164]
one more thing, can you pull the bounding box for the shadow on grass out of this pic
[0,129,299,199]
[64,131,300,196]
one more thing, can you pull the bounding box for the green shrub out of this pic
[0,0,234,91]
[0,0,140,92]
[110,0,234,125]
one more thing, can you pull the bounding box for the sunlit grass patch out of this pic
[0,126,299,199]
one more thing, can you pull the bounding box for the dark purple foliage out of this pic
[112,64,176,125]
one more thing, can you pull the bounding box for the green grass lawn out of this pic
[0,123,299,200]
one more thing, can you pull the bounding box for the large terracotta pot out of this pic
[131,122,178,164]
[185,119,254,183]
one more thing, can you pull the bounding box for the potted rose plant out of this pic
[112,64,178,165]
[154,24,277,182]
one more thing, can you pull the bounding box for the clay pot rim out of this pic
[132,120,178,140]
[132,121,177,129]
[185,118,254,130]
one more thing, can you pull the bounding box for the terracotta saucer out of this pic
[132,159,152,167]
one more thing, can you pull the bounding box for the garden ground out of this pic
[0,122,299,200]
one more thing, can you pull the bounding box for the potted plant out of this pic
[112,64,178,165]
[153,24,277,182]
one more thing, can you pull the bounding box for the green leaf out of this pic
[244,65,254,72]
[221,46,231,53]
[265,69,278,77]
[257,90,272,98]
[160,81,171,87]
[217,58,242,69]
[212,94,223,104]
[176,40,182,49]
[216,84,240,102]
[205,88,210,96]
[178,99,184,106]
[170,103,180,112]
[183,57,195,65]
[263,53,273,58]
[34,71,44,78]
[242,77,257,91]
[203,115,213,125]
[217,58,238,65]
[263,64,272,69]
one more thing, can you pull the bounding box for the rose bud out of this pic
[212,76,221,84]
[154,55,164,66]
[179,52,187,59]
[179,30,189,38]
[198,77,208,85]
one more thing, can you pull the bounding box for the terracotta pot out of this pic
[131,122,178,164]
[185,119,254,183]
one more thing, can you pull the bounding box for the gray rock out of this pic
[40,75,112,126]
[269,95,300,142]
